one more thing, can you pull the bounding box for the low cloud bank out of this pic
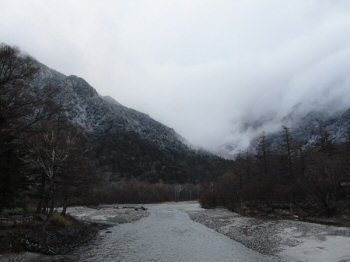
[1,0,350,154]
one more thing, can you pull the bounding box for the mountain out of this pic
[289,109,350,144]
[254,108,350,151]
[34,64,189,150]
[32,63,230,183]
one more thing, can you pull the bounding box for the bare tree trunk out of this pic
[48,187,55,217]
[41,195,49,214]
[36,174,46,213]
[61,195,68,216]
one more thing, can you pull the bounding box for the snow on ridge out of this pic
[32,63,191,153]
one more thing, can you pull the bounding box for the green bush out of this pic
[49,213,73,227]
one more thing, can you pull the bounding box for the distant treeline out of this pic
[91,180,200,204]
[200,125,350,217]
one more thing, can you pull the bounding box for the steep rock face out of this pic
[32,64,230,182]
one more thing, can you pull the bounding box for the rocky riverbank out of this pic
[188,207,350,262]
[66,204,149,225]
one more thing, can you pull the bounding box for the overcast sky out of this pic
[1,0,350,154]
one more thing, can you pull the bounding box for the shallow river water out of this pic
[72,202,274,262]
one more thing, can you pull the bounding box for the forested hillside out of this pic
[0,44,231,216]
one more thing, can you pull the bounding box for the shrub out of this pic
[49,213,73,227]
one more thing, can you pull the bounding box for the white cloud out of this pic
[1,0,350,154]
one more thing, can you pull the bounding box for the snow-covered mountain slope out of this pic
[33,64,188,152]
[31,63,230,182]
[102,95,189,151]
[291,109,350,144]
[252,108,350,151]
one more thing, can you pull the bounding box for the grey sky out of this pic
[1,0,350,154]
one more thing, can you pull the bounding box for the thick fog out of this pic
[1,0,350,154]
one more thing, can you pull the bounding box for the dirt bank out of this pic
[0,215,99,258]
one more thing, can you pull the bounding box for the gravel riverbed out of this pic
[188,207,350,262]
[2,202,349,262]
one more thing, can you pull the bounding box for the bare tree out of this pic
[58,130,96,215]
[303,151,341,216]
[317,122,333,153]
[256,133,269,175]
[23,117,81,217]
[281,126,293,176]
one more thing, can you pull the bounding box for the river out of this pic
[72,202,275,262]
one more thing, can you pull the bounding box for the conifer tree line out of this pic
[200,121,350,217]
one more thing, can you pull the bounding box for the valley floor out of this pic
[71,202,275,262]
[1,202,350,262]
